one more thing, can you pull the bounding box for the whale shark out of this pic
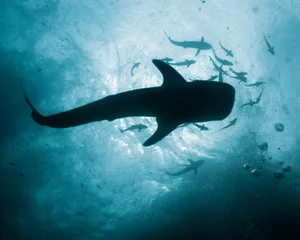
[164,31,212,56]
[23,59,235,147]
[166,158,204,176]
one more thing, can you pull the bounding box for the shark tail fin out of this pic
[21,83,47,126]
[119,128,125,133]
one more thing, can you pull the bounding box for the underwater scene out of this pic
[1,0,300,239]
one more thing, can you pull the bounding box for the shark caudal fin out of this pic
[21,84,47,125]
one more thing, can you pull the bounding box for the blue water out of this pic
[1,0,300,239]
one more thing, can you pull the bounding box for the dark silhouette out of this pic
[239,89,264,109]
[193,123,209,131]
[243,81,266,87]
[131,62,140,76]
[119,124,148,133]
[263,34,275,55]
[219,41,234,57]
[157,57,173,63]
[189,75,218,82]
[212,49,233,66]
[164,31,212,56]
[219,118,237,131]
[23,59,235,147]
[169,59,196,68]
[166,158,204,176]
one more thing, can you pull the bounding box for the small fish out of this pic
[219,41,234,57]
[131,62,140,76]
[243,81,266,87]
[219,118,237,131]
[192,123,209,131]
[212,49,233,66]
[263,34,275,55]
[166,158,204,176]
[169,59,196,68]
[119,124,148,133]
[239,89,264,109]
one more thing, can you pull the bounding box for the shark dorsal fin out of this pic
[152,59,187,87]
[201,37,204,42]
[187,158,195,165]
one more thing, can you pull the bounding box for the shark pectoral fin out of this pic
[195,49,201,56]
[187,158,195,165]
[143,118,178,147]
[152,59,187,87]
[193,168,198,175]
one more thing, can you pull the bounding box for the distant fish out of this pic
[219,41,234,57]
[239,89,264,109]
[164,31,212,56]
[192,123,209,131]
[219,118,237,131]
[243,81,266,87]
[263,34,275,55]
[119,124,148,133]
[169,59,196,68]
[212,49,233,66]
[166,158,204,176]
[131,62,140,76]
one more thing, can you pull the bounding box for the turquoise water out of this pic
[1,0,300,239]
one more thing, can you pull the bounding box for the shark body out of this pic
[164,31,212,56]
[119,124,148,133]
[167,159,204,176]
[23,59,235,147]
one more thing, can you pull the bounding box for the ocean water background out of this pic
[1,0,300,239]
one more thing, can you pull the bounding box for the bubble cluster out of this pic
[274,123,284,132]
[257,142,268,151]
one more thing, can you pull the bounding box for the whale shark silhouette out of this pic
[23,59,235,147]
